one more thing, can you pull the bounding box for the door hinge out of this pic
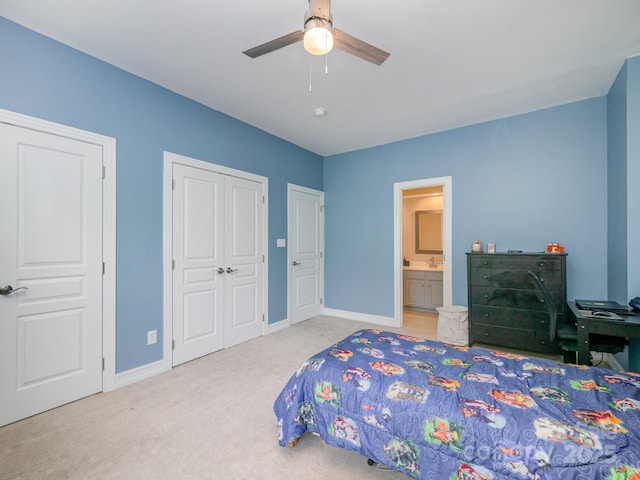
[102,165,106,179]
[172,340,175,351]
[102,262,106,275]
[172,259,175,270]
[102,357,105,371]
[262,195,265,204]
[320,252,323,259]
[172,179,175,190]
[262,314,265,322]
[320,298,323,305]
[320,205,324,212]
[263,254,265,262]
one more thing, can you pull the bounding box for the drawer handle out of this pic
[483,261,488,266]
[539,298,545,304]
[539,261,545,267]
[484,313,489,317]
[483,275,489,280]
[484,332,489,336]
[484,294,489,299]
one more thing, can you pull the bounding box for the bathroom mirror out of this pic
[415,210,443,254]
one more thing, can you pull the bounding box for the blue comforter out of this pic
[274,329,640,479]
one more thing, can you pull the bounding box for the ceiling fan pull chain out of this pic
[324,33,329,75]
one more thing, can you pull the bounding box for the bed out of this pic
[274,329,640,479]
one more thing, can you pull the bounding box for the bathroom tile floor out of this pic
[402,308,438,339]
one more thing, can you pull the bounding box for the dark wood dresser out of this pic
[466,252,566,354]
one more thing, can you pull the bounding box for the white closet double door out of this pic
[172,163,264,366]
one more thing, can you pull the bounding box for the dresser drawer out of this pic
[468,255,563,272]
[469,268,562,290]
[470,286,562,312]
[471,324,556,352]
[470,305,551,331]
[471,324,536,350]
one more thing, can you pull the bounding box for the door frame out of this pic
[0,108,118,391]
[393,176,452,324]
[287,183,325,326]
[162,152,269,371]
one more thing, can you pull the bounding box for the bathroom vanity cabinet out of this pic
[403,269,443,310]
[466,252,566,354]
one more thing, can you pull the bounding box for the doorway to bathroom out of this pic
[393,177,452,328]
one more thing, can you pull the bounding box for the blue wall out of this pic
[629,57,640,373]
[2,17,636,374]
[608,56,640,371]
[607,63,629,303]
[627,57,640,310]
[0,18,323,372]
[324,99,608,317]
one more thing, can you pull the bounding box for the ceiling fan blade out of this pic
[333,28,390,65]
[243,31,303,58]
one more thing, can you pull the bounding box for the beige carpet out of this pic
[1,315,429,480]
[1,311,613,480]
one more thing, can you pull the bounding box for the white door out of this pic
[0,123,103,427]
[223,175,264,347]
[171,163,264,365]
[289,185,323,324]
[172,164,225,366]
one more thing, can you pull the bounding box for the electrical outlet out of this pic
[147,329,157,345]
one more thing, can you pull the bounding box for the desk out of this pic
[567,301,640,365]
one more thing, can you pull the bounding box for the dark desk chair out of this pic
[528,271,629,364]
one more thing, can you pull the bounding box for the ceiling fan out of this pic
[242,0,390,66]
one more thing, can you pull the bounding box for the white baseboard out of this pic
[113,360,168,390]
[109,311,396,392]
[111,320,290,391]
[323,308,400,328]
[266,318,289,335]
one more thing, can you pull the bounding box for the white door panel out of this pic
[19,308,85,385]
[224,176,263,348]
[295,273,318,307]
[0,123,103,427]
[171,163,264,363]
[289,186,323,324]
[183,290,217,338]
[172,165,224,366]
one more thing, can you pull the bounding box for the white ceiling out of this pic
[2,0,640,156]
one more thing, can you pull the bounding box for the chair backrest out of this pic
[528,270,558,342]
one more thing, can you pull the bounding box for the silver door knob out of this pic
[226,267,238,273]
[292,261,301,266]
[217,268,225,274]
[0,285,28,296]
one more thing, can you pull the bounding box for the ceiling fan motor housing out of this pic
[303,12,334,55]
[304,11,333,32]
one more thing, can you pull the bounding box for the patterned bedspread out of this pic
[274,329,640,479]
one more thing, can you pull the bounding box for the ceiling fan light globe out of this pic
[303,26,334,55]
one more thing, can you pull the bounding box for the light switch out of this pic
[277,238,286,248]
